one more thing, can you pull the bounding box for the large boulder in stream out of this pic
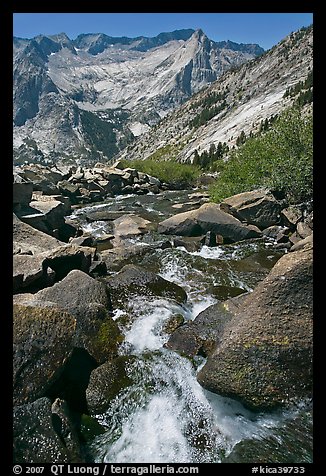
[105,264,187,306]
[13,301,77,405]
[197,246,313,410]
[157,203,261,243]
[220,189,282,229]
[26,270,121,362]
[13,270,122,406]
[166,294,249,358]
[86,356,135,414]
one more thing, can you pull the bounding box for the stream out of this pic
[68,190,313,464]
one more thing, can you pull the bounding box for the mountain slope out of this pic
[117,25,312,164]
[13,29,263,164]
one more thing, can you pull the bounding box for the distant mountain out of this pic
[214,39,264,56]
[13,28,264,164]
[117,25,313,164]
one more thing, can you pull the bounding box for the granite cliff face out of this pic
[118,25,312,164]
[13,29,263,164]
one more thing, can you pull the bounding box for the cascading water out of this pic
[68,191,312,463]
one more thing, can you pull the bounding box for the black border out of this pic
[6,1,320,473]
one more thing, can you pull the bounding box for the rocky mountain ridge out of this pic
[13,29,264,164]
[118,25,312,163]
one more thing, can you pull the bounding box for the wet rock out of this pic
[160,240,173,250]
[101,243,154,271]
[208,285,247,301]
[13,302,76,405]
[134,183,150,194]
[197,246,313,410]
[158,203,262,243]
[172,236,203,252]
[166,295,247,358]
[85,209,131,222]
[201,231,217,247]
[86,356,135,414]
[147,175,161,187]
[13,397,84,463]
[224,408,313,463]
[105,264,187,306]
[50,398,84,461]
[188,191,210,200]
[121,185,134,194]
[220,189,282,229]
[162,314,185,335]
[274,242,292,251]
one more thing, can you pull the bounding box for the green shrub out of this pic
[119,158,201,187]
[209,106,312,204]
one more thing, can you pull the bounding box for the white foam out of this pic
[189,245,225,260]
[123,298,182,353]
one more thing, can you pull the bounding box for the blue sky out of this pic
[13,13,313,50]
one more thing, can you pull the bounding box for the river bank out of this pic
[13,163,313,463]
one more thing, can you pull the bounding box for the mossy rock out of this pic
[13,303,76,405]
[87,318,124,363]
[21,270,123,364]
[162,314,185,334]
[197,247,313,410]
[86,356,136,414]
